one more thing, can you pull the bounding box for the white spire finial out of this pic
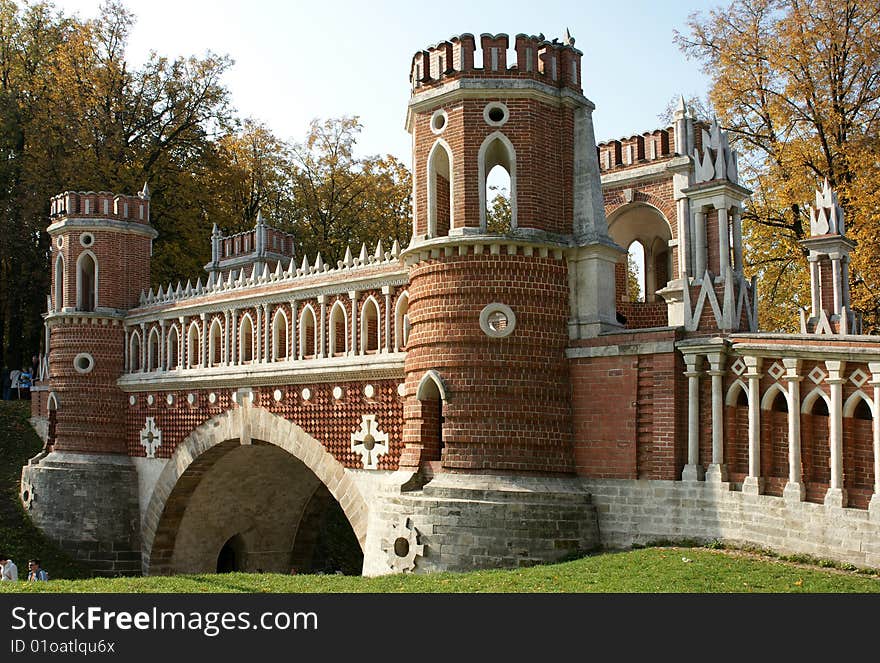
[139,182,150,200]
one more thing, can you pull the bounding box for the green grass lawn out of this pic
[0,547,878,593]
[2,401,879,593]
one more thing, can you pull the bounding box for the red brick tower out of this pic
[400,32,619,474]
[45,186,155,453]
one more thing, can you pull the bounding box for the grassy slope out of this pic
[0,401,91,579]
[1,401,879,593]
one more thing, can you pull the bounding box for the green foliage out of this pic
[486,186,511,233]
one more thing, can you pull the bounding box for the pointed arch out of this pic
[209,318,223,367]
[725,379,749,407]
[360,296,380,354]
[427,138,454,237]
[478,131,517,231]
[417,369,449,401]
[272,308,289,361]
[129,330,142,372]
[187,322,201,369]
[148,327,161,372]
[239,313,255,363]
[166,325,179,371]
[394,290,410,352]
[801,387,831,414]
[75,250,98,312]
[329,300,348,357]
[844,390,875,418]
[299,304,317,359]
[760,382,790,411]
[54,253,65,311]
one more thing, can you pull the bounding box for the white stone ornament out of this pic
[350,414,389,469]
[333,386,343,400]
[147,394,155,406]
[273,389,283,402]
[129,395,136,406]
[364,384,375,398]
[208,392,217,404]
[301,388,311,401]
[384,516,425,573]
[139,417,162,458]
[397,383,406,397]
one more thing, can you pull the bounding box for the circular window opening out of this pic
[73,352,95,374]
[56,237,64,249]
[80,233,95,248]
[483,102,509,127]
[430,109,448,134]
[479,303,516,338]
[394,537,410,558]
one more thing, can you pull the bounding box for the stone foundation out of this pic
[584,479,880,568]
[364,473,600,575]
[21,451,141,576]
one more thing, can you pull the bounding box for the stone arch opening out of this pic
[209,318,223,367]
[478,132,517,231]
[54,253,64,311]
[329,301,348,357]
[415,370,447,463]
[148,328,161,372]
[272,308,288,361]
[129,331,142,372]
[802,388,831,504]
[187,322,201,369]
[427,139,453,237]
[760,385,789,496]
[166,326,179,370]
[724,380,749,483]
[843,391,874,509]
[143,407,368,576]
[361,296,380,354]
[608,203,673,327]
[46,392,59,450]
[239,314,254,363]
[394,291,409,352]
[217,533,246,573]
[299,305,317,359]
[76,250,97,312]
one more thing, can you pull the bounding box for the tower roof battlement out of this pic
[410,31,582,94]
[49,187,151,226]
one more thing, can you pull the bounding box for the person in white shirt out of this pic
[0,554,18,581]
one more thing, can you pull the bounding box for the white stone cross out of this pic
[351,414,389,469]
[140,417,162,458]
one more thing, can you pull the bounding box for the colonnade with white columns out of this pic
[681,344,880,513]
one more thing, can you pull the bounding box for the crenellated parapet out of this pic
[49,184,152,227]
[410,31,582,93]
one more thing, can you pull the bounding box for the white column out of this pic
[349,291,358,355]
[139,323,146,373]
[706,352,727,483]
[290,300,297,360]
[255,306,263,363]
[200,313,207,368]
[676,197,692,279]
[808,256,820,317]
[124,327,129,372]
[743,355,763,494]
[732,207,743,273]
[159,320,166,371]
[231,310,238,365]
[683,354,704,481]
[694,208,707,277]
[262,303,270,363]
[782,358,805,502]
[223,311,230,365]
[717,206,730,276]
[869,362,880,517]
[382,285,393,354]
[825,360,847,507]
[831,256,842,316]
[317,295,327,359]
[178,317,185,369]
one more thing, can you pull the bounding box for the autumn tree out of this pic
[286,116,411,264]
[676,0,880,331]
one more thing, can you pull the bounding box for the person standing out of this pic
[26,559,48,581]
[0,554,18,581]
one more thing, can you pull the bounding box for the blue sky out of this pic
[52,0,724,162]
